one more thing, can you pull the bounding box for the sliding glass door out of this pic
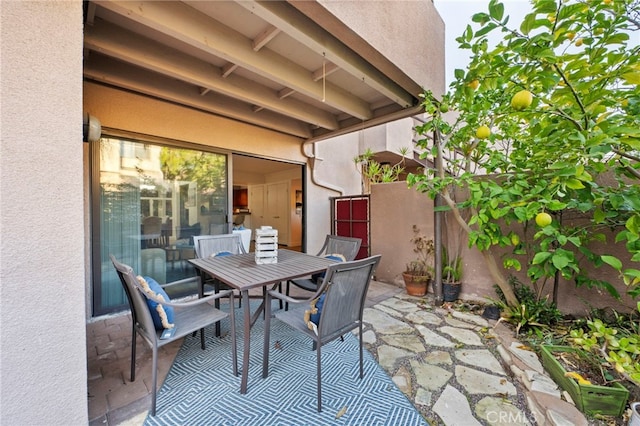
[92,137,228,316]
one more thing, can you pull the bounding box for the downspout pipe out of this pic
[433,129,444,306]
[306,145,345,196]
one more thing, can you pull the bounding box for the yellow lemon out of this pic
[468,79,480,90]
[476,125,491,139]
[575,38,584,47]
[603,0,612,5]
[440,103,449,113]
[566,32,575,41]
[535,212,552,227]
[511,90,533,111]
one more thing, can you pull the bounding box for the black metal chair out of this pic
[110,255,237,416]
[263,255,381,412]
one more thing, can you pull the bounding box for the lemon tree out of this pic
[409,0,640,306]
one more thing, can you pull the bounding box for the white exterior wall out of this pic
[0,1,88,424]
[361,117,416,156]
[304,133,363,251]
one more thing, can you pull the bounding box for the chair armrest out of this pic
[266,290,308,306]
[160,290,234,308]
[267,279,327,306]
[161,276,200,290]
[136,276,234,308]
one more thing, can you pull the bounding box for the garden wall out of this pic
[370,181,637,316]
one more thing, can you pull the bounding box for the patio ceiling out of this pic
[83,1,425,142]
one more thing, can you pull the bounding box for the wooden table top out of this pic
[189,249,336,291]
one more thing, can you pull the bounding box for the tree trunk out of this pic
[441,191,519,307]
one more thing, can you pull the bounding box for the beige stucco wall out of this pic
[0,1,88,424]
[318,0,446,97]
[83,82,306,158]
[371,182,637,316]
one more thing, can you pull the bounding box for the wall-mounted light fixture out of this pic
[83,113,102,142]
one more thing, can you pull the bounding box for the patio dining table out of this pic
[189,249,337,394]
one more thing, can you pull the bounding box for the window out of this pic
[92,137,228,315]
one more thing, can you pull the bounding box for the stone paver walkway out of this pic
[362,292,590,426]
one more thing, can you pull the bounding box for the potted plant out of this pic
[441,246,462,302]
[402,225,434,296]
[353,147,409,194]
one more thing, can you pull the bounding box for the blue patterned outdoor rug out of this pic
[146,303,427,426]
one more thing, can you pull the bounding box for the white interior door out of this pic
[266,182,289,245]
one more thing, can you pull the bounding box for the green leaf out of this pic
[489,0,504,21]
[534,0,557,14]
[601,255,623,271]
[520,13,536,35]
[594,208,605,223]
[621,72,640,85]
[472,12,490,24]
[475,22,498,37]
[552,253,570,269]
[532,252,552,265]
[565,178,585,189]
[548,200,567,211]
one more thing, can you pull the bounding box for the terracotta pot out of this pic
[402,273,430,296]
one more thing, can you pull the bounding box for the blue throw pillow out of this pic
[304,255,345,332]
[309,294,325,325]
[311,254,346,282]
[138,276,175,330]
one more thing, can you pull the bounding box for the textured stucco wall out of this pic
[0,1,88,423]
[83,82,306,159]
[371,182,637,316]
[318,0,446,96]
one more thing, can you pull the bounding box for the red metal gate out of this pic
[331,195,370,260]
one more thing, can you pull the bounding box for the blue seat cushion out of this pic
[138,276,175,330]
[210,251,233,257]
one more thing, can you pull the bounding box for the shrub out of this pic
[492,276,562,335]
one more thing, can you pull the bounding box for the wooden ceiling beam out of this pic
[84,55,313,139]
[235,0,415,108]
[311,62,339,82]
[85,21,339,130]
[252,25,280,51]
[94,0,372,120]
